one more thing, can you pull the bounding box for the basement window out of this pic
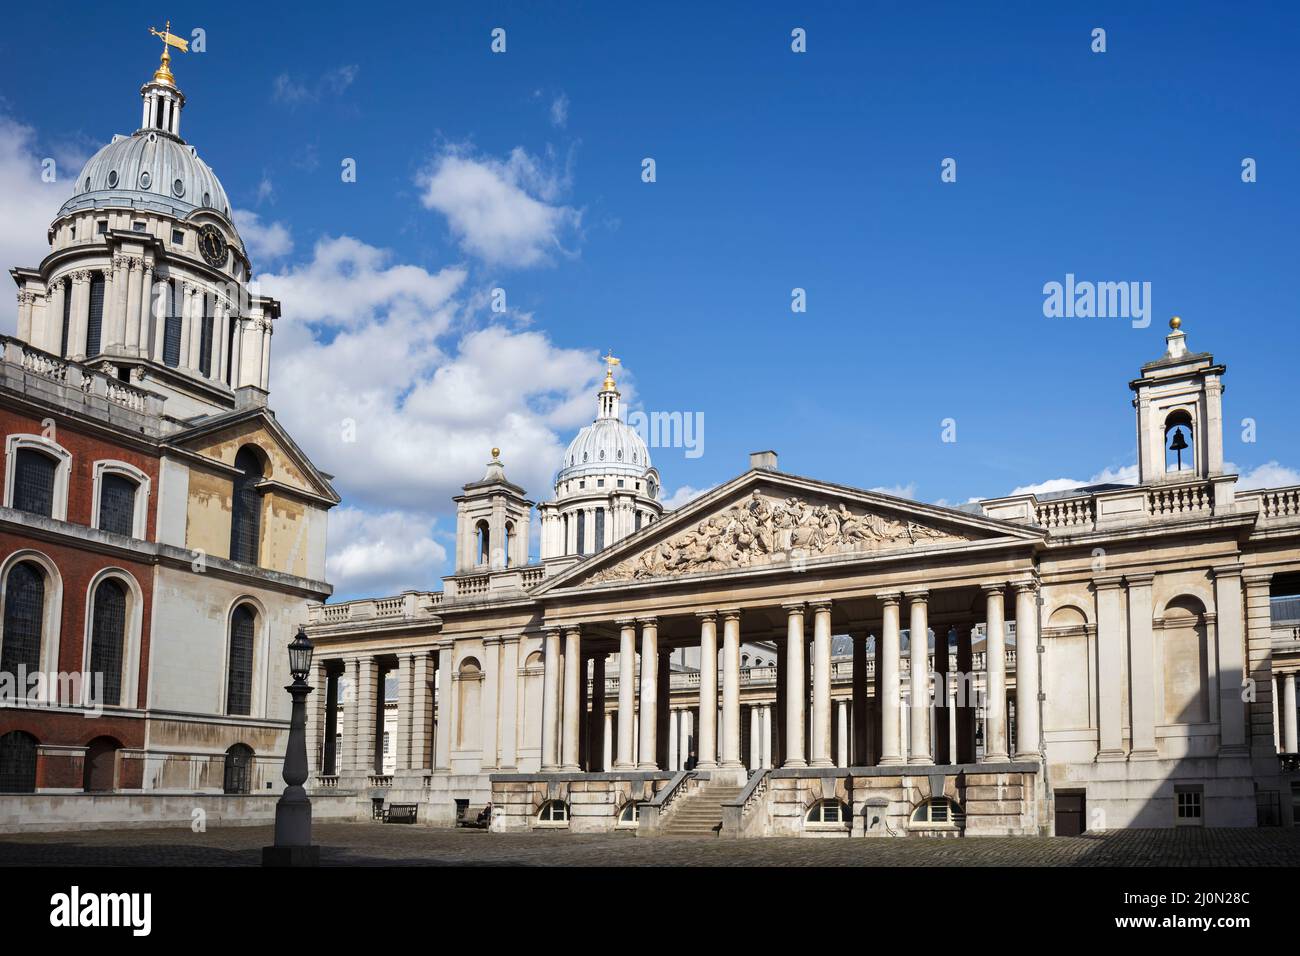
[806,799,850,826]
[1175,787,1203,826]
[536,800,569,827]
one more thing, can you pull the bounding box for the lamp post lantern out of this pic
[262,626,321,867]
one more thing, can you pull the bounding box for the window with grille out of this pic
[85,272,105,356]
[1176,787,1203,825]
[162,281,181,367]
[806,799,850,824]
[595,508,606,550]
[97,473,138,537]
[223,743,253,794]
[226,605,256,715]
[199,311,214,376]
[229,448,263,565]
[0,732,37,793]
[910,797,965,827]
[89,578,127,706]
[537,800,569,823]
[576,509,586,555]
[12,449,57,517]
[225,318,236,384]
[635,510,642,532]
[1,562,44,679]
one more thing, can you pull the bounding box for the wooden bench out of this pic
[457,804,492,829]
[383,804,419,824]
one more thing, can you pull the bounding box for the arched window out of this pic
[85,272,105,357]
[910,797,965,828]
[97,473,138,537]
[223,743,253,794]
[89,578,127,706]
[12,448,58,517]
[1164,409,1195,474]
[229,447,264,565]
[618,800,643,825]
[503,521,513,567]
[226,604,256,715]
[1,561,45,679]
[536,799,569,824]
[806,798,850,825]
[82,736,121,792]
[0,731,38,793]
[475,520,490,567]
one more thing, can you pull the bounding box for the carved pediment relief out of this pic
[588,490,977,583]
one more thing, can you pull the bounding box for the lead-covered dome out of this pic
[60,130,232,221]
[558,417,654,482]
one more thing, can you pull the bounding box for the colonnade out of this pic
[539,580,1043,774]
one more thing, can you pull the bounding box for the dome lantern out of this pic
[141,22,189,137]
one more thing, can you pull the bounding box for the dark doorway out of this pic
[82,736,121,792]
[223,743,254,794]
[0,731,37,793]
[1055,790,1086,836]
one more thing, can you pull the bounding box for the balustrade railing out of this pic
[1035,497,1094,529]
[1252,485,1300,520]
[1146,481,1211,517]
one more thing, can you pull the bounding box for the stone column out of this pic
[836,699,849,767]
[783,602,807,767]
[434,648,452,771]
[696,611,719,769]
[395,653,414,771]
[561,627,582,771]
[879,593,903,765]
[1212,565,1248,755]
[479,637,501,770]
[354,657,377,774]
[982,585,1009,762]
[669,709,680,770]
[851,629,869,765]
[588,652,606,772]
[411,653,433,770]
[68,272,90,360]
[809,601,834,767]
[1093,576,1126,760]
[681,709,695,769]
[541,628,562,771]
[749,706,761,769]
[1284,673,1298,754]
[1121,574,1156,760]
[46,280,67,354]
[933,625,951,764]
[615,620,637,768]
[761,705,773,768]
[498,639,520,769]
[212,302,227,381]
[907,591,931,764]
[637,618,659,770]
[603,712,614,769]
[720,610,743,769]
[115,256,134,352]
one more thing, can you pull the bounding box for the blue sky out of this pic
[1,2,1297,598]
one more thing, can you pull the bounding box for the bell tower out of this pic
[1130,317,1228,486]
[453,449,534,573]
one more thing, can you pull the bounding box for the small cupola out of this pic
[140,22,188,137]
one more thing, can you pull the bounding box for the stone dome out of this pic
[60,130,233,223]
[557,417,654,483]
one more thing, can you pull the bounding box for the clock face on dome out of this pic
[197,224,228,267]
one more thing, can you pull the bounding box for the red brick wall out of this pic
[0,407,160,538]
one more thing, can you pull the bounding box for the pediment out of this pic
[539,470,1040,591]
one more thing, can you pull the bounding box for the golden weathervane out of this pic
[602,350,620,390]
[148,20,189,85]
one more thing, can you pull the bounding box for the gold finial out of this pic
[149,20,189,86]
[601,349,621,390]
[1169,315,1182,330]
[491,447,501,460]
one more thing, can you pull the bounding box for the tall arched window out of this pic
[226,604,256,715]
[503,521,513,567]
[12,449,58,517]
[89,578,127,707]
[229,447,264,565]
[85,272,105,357]
[475,519,490,567]
[0,731,38,793]
[97,473,139,537]
[1,561,45,679]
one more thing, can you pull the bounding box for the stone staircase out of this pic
[659,783,744,837]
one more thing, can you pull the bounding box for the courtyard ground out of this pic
[2,823,1300,866]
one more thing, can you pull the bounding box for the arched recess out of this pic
[81,567,144,709]
[519,650,545,759]
[223,743,254,794]
[1163,408,1196,474]
[1043,604,1091,732]
[456,657,483,751]
[474,520,490,567]
[82,735,122,792]
[1157,595,1209,725]
[0,550,64,698]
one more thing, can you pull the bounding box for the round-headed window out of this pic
[910,797,965,827]
[806,799,850,825]
[537,800,569,824]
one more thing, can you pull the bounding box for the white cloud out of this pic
[662,484,713,510]
[871,482,917,500]
[0,117,66,331]
[272,65,359,106]
[1232,460,1300,490]
[417,146,581,267]
[326,507,447,598]
[233,210,293,263]
[1006,463,1139,498]
[550,93,569,128]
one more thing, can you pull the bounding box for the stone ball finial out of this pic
[492,447,501,459]
[1169,315,1181,330]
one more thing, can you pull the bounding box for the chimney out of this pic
[749,450,778,471]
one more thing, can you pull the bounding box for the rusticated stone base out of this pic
[488,772,671,833]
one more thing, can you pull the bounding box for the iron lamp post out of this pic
[262,626,321,867]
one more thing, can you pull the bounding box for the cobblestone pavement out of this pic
[3,825,1300,866]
